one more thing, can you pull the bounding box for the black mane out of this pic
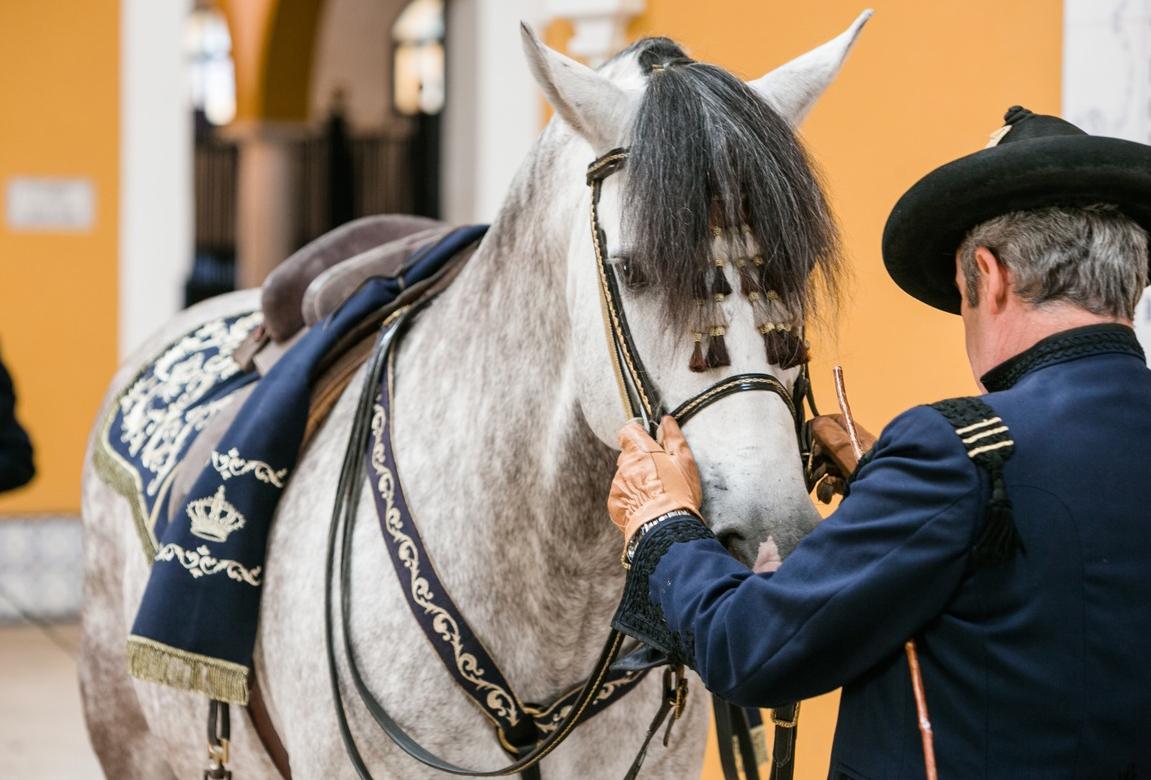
[617,37,842,330]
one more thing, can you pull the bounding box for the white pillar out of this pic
[1062,0,1151,352]
[228,122,307,289]
[120,0,192,356]
[442,0,547,224]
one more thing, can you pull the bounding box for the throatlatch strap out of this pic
[930,397,1021,566]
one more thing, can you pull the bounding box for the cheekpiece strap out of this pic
[586,148,630,185]
[930,396,1022,566]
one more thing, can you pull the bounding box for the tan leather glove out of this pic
[810,413,877,502]
[608,416,703,546]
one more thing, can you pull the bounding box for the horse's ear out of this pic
[520,22,631,150]
[748,9,872,127]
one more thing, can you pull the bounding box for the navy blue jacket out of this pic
[614,324,1151,778]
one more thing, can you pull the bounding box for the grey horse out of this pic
[79,14,869,778]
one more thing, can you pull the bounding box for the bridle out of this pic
[588,147,816,780]
[586,148,821,481]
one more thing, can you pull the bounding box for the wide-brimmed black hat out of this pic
[882,105,1151,314]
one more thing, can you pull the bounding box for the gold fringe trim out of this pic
[127,635,250,705]
[92,423,159,560]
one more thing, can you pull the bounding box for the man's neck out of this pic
[978,304,1131,389]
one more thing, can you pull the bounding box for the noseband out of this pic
[586,148,819,477]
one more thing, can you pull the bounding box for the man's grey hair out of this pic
[958,204,1149,319]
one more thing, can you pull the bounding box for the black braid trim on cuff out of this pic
[844,447,878,493]
[611,517,714,667]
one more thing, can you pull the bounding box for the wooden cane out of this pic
[832,366,864,463]
[832,365,938,780]
[904,639,938,780]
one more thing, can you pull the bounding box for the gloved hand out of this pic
[608,416,703,547]
[810,413,877,502]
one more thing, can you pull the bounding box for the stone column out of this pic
[225,121,309,289]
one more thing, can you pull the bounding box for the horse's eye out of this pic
[612,256,649,291]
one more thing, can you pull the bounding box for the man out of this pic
[0,347,34,492]
[608,107,1151,778]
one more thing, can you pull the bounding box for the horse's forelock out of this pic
[618,37,843,331]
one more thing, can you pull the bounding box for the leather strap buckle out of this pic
[586,148,629,184]
[204,700,232,779]
[668,664,688,722]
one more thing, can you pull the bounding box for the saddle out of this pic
[261,214,444,342]
[167,214,475,530]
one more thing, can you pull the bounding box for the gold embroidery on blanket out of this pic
[210,447,288,487]
[116,312,263,496]
[187,485,247,542]
[154,542,262,586]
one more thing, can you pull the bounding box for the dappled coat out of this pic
[615,323,1151,779]
[0,349,33,492]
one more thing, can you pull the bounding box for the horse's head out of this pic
[520,14,869,566]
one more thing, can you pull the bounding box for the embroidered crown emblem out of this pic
[187,485,246,542]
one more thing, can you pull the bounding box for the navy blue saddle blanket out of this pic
[94,225,486,704]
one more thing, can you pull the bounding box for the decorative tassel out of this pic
[738,262,757,297]
[762,324,787,364]
[762,324,810,369]
[689,334,707,373]
[692,268,710,301]
[973,473,1023,566]
[781,336,810,369]
[754,258,769,296]
[706,327,730,368]
[691,301,709,338]
[749,292,771,329]
[712,262,732,297]
[709,199,725,231]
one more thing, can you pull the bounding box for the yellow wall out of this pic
[0,2,120,515]
[627,1,1063,777]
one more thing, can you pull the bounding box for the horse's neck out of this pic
[389,143,626,700]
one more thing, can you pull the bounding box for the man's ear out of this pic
[975,247,1011,313]
[520,22,633,150]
